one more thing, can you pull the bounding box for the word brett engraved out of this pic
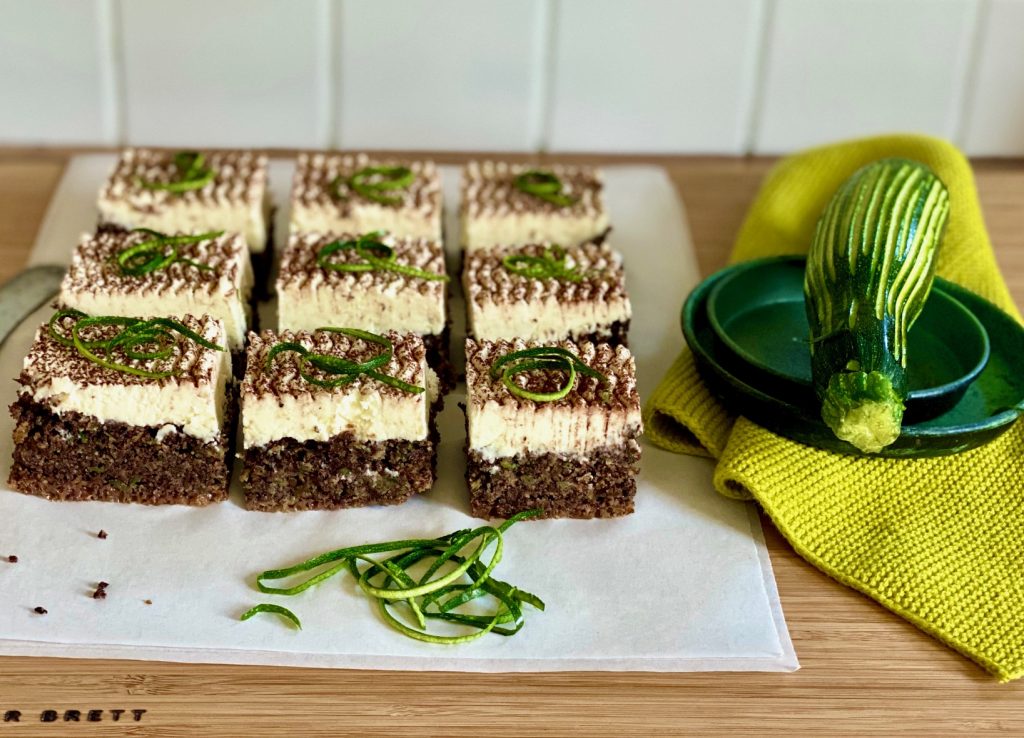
[3,708,146,723]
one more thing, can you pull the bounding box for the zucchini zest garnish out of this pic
[136,150,216,192]
[490,347,608,402]
[317,231,448,282]
[266,327,424,395]
[48,309,224,379]
[514,169,577,208]
[248,510,544,644]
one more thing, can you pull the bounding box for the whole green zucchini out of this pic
[804,158,950,453]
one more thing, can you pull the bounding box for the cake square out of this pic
[460,161,610,250]
[290,153,442,240]
[463,241,630,345]
[465,338,643,519]
[98,148,271,254]
[9,313,232,506]
[240,329,440,511]
[277,231,451,390]
[59,230,253,352]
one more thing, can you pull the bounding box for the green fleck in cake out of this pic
[240,329,440,512]
[10,313,232,505]
[465,338,642,519]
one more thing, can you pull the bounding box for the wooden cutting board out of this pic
[0,150,1021,737]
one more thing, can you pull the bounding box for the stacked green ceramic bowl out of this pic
[682,160,1024,458]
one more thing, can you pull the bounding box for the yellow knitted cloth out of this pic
[645,134,1024,682]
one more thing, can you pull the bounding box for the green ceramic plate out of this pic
[705,257,991,423]
[682,257,1024,457]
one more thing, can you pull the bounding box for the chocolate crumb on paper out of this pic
[97,530,108,539]
[33,607,47,615]
[7,555,17,563]
[92,581,109,599]
[143,599,152,605]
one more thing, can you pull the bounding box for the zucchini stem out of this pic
[820,371,904,454]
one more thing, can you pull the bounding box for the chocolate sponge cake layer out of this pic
[565,319,630,348]
[242,432,437,512]
[8,396,231,506]
[422,327,454,396]
[462,316,629,349]
[240,329,438,511]
[494,319,631,348]
[249,216,275,299]
[466,440,641,520]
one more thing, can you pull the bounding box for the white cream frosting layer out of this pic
[462,213,609,252]
[465,338,641,460]
[61,257,254,351]
[25,321,230,443]
[98,192,271,253]
[468,296,629,342]
[290,205,441,241]
[467,398,642,460]
[277,279,445,336]
[242,363,435,449]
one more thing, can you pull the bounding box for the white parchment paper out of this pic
[0,156,797,672]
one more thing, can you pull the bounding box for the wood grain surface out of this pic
[0,149,1021,737]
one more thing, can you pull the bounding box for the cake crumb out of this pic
[7,555,17,563]
[33,607,47,615]
[143,599,153,605]
[97,530,108,539]
[92,581,109,599]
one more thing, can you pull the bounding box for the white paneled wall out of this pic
[755,0,978,153]
[120,0,330,148]
[548,0,763,153]
[0,0,115,144]
[0,0,1022,155]
[337,0,546,150]
[963,0,1024,156]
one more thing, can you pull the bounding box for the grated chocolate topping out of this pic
[61,230,246,299]
[463,241,628,309]
[243,329,427,401]
[291,153,441,215]
[465,338,639,412]
[460,161,605,218]
[98,148,267,214]
[17,314,225,392]
[277,232,447,298]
